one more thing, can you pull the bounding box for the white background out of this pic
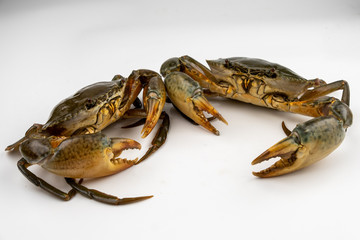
[1,0,359,239]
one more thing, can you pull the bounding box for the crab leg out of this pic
[65,178,152,205]
[164,71,227,135]
[136,112,169,164]
[17,158,77,201]
[299,80,350,106]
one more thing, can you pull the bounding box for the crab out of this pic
[5,69,169,205]
[161,56,352,177]
[6,56,353,205]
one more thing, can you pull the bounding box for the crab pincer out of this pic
[124,70,167,139]
[18,133,153,204]
[141,73,167,138]
[164,72,227,135]
[252,116,346,177]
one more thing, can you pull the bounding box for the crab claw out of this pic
[141,75,166,138]
[110,137,142,162]
[189,92,228,135]
[165,72,227,135]
[252,134,302,177]
[252,116,346,177]
[37,133,142,179]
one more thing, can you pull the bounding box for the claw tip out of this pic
[251,150,270,165]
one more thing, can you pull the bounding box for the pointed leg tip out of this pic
[135,195,154,201]
[144,195,154,199]
[122,195,153,204]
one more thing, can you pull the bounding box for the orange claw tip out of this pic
[252,170,282,178]
[251,136,299,165]
[110,138,142,158]
[193,95,228,125]
[141,98,161,139]
[251,150,271,165]
[213,112,228,126]
[251,135,301,178]
[190,94,227,135]
[252,171,269,178]
[110,138,141,150]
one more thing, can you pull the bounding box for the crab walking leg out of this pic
[164,72,227,135]
[17,158,77,201]
[136,112,169,164]
[299,80,350,106]
[18,133,152,204]
[65,178,152,205]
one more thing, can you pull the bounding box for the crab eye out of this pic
[85,99,96,110]
[224,59,232,68]
[266,68,277,78]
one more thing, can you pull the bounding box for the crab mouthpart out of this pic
[251,135,301,178]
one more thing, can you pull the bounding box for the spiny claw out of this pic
[165,71,227,135]
[252,116,346,177]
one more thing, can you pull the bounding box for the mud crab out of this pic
[6,56,352,205]
[5,69,169,205]
[161,56,352,177]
